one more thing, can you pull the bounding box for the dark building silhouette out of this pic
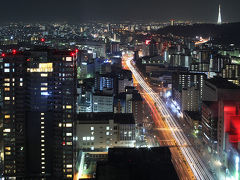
[96,147,178,180]
[0,49,77,179]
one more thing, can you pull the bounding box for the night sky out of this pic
[0,0,239,23]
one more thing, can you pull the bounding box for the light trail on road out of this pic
[126,58,214,180]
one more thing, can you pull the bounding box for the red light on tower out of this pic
[27,59,30,62]
[40,38,45,42]
[75,49,79,53]
[12,49,17,54]
[1,53,6,57]
[71,52,75,56]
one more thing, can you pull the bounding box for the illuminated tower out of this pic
[217,4,222,24]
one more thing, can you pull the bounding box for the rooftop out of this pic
[206,77,240,89]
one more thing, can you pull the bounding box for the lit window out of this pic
[5,115,10,119]
[4,97,10,100]
[41,87,48,91]
[41,140,45,142]
[106,126,110,130]
[66,123,72,127]
[5,147,11,151]
[66,105,72,109]
[20,78,23,81]
[41,131,45,134]
[20,83,23,86]
[106,132,109,135]
[5,152,11,155]
[4,83,10,86]
[41,153,45,156]
[4,88,10,91]
[66,133,72,136]
[67,174,72,178]
[66,57,72,61]
[41,135,45,138]
[41,73,48,77]
[4,63,10,67]
[41,113,45,115]
[87,136,90,140]
[66,164,72,168]
[41,117,44,120]
[91,127,94,130]
[41,83,48,86]
[4,68,10,72]
[83,137,86,141]
[66,142,72,145]
[91,137,94,140]
[41,122,44,125]
[41,126,44,129]
[59,123,62,127]
[41,162,45,164]
[4,78,10,82]
[3,129,11,133]
[41,148,45,151]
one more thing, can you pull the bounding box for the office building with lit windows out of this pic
[0,49,77,179]
[76,113,136,151]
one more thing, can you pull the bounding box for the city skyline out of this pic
[0,0,240,23]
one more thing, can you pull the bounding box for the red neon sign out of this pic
[145,40,151,45]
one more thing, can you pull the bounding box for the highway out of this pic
[125,57,214,180]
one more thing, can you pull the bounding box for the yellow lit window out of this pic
[5,115,10,119]
[20,83,23,86]
[4,78,10,82]
[66,105,72,109]
[66,174,72,178]
[5,152,11,155]
[41,87,48,91]
[4,88,10,91]
[4,83,10,87]
[5,147,11,151]
[28,63,53,73]
[41,113,45,115]
[41,73,48,77]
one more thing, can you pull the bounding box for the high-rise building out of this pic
[202,77,240,174]
[217,4,222,24]
[0,49,77,179]
[172,72,206,111]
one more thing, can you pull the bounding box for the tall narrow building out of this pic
[217,4,222,24]
[1,49,77,179]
